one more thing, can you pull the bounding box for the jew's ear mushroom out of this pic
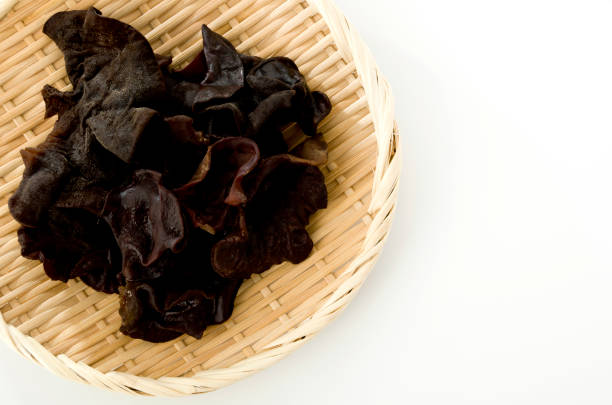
[211,155,327,279]
[174,137,260,232]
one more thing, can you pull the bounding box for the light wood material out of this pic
[0,0,400,396]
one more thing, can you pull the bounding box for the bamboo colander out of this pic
[0,0,400,396]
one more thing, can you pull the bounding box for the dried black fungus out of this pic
[182,25,244,109]
[246,57,332,136]
[10,8,330,342]
[212,155,327,279]
[43,8,168,164]
[130,114,210,189]
[18,208,122,293]
[118,230,241,341]
[103,170,186,280]
[175,137,260,232]
[9,144,71,227]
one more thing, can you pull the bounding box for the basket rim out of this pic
[0,0,401,396]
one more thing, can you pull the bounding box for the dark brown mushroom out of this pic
[18,208,122,293]
[211,155,327,279]
[118,230,242,341]
[103,170,186,281]
[175,137,260,232]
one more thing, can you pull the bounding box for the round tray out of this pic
[0,0,400,396]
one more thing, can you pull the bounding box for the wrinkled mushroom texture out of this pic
[41,85,79,119]
[86,107,160,164]
[9,105,79,228]
[103,170,186,281]
[119,283,181,342]
[163,52,257,120]
[118,230,242,341]
[175,137,260,232]
[197,24,244,104]
[175,25,244,110]
[75,249,124,294]
[9,92,132,225]
[43,8,164,96]
[119,276,241,342]
[57,125,130,215]
[160,276,241,336]
[246,57,332,136]
[129,114,209,189]
[43,7,167,163]
[247,90,296,135]
[17,208,121,294]
[9,144,70,228]
[247,57,306,98]
[211,155,327,279]
[245,90,296,157]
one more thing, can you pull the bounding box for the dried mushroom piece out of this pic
[211,155,327,279]
[175,137,260,232]
[245,90,295,157]
[24,7,169,214]
[158,289,215,338]
[43,8,165,96]
[103,170,186,281]
[18,208,121,293]
[247,90,296,135]
[118,231,242,341]
[177,25,244,110]
[247,57,306,98]
[9,93,132,225]
[43,7,167,163]
[9,144,70,227]
[197,24,244,103]
[75,249,124,294]
[86,107,160,164]
[55,126,130,215]
[246,57,332,136]
[162,115,210,186]
[119,283,182,343]
[130,114,209,189]
[119,275,241,342]
[9,99,81,227]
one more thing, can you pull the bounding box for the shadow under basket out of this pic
[0,0,400,396]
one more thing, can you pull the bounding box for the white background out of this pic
[2,0,612,403]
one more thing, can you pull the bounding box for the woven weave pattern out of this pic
[0,0,399,395]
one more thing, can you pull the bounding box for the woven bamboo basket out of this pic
[0,0,400,396]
